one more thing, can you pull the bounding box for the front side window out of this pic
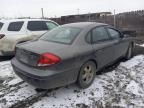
[8,21,24,31]
[46,22,58,30]
[0,22,4,30]
[40,27,81,44]
[27,21,48,31]
[92,27,110,43]
[107,28,121,39]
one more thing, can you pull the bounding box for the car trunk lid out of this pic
[16,40,70,66]
[16,47,40,66]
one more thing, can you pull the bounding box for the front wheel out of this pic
[77,61,96,89]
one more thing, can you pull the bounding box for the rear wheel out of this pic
[77,61,96,89]
[125,43,133,60]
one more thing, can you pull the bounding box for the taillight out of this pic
[37,53,61,66]
[0,34,5,39]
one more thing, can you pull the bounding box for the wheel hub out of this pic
[82,65,94,84]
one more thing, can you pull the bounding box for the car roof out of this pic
[0,19,56,23]
[62,22,108,29]
[0,19,5,23]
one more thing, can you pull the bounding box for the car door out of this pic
[91,26,117,68]
[106,27,129,59]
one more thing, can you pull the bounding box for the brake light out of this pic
[38,53,61,66]
[0,34,5,39]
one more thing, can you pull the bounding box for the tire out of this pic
[77,61,96,89]
[125,43,133,60]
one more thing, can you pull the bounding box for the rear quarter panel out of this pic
[0,34,32,51]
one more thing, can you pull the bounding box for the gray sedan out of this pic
[11,22,135,89]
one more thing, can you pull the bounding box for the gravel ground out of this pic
[0,45,144,108]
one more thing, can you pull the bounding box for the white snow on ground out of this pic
[0,61,13,78]
[1,55,144,107]
[29,81,105,108]
[138,44,144,47]
[120,55,144,69]
[1,83,36,108]
[6,77,22,86]
[125,80,143,96]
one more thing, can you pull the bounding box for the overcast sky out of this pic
[0,0,144,18]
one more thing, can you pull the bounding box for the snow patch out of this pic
[29,80,104,108]
[138,44,144,47]
[7,77,23,86]
[120,55,144,69]
[126,80,143,95]
[1,83,36,108]
[0,61,14,78]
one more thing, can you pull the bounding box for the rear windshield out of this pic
[8,21,24,31]
[40,27,81,44]
[0,22,3,30]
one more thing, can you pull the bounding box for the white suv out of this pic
[0,19,59,56]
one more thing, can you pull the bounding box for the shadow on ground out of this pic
[0,56,13,62]
[133,45,144,56]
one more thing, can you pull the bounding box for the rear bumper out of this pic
[11,58,79,89]
[0,50,15,56]
[0,40,15,56]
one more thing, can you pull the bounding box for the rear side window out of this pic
[27,21,48,31]
[46,22,58,30]
[86,32,91,43]
[8,21,24,31]
[92,27,110,43]
[0,22,3,30]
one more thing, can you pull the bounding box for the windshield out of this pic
[40,26,81,44]
[0,22,4,30]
